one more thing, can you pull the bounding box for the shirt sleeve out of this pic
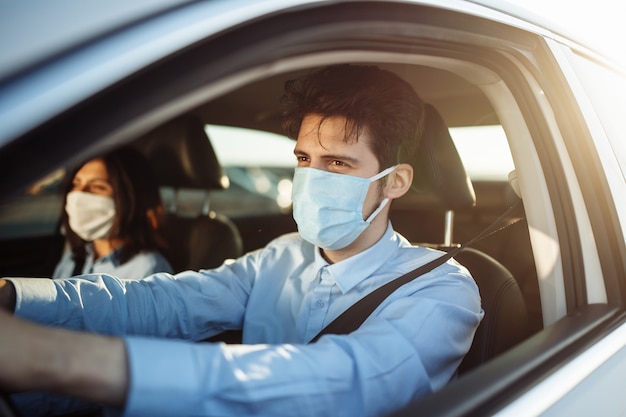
[7,251,260,339]
[121,266,481,417]
[8,241,482,417]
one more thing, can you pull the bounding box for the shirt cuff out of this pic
[6,278,58,321]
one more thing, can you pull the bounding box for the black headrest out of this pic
[136,116,227,190]
[395,103,476,211]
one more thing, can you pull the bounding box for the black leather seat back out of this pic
[403,104,530,374]
[162,212,242,271]
[454,248,530,374]
[135,116,243,272]
[395,103,476,210]
[139,116,226,190]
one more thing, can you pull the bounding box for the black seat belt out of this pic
[309,200,524,343]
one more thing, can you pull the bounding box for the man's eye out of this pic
[331,160,345,167]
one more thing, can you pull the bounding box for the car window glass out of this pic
[569,52,626,173]
[0,123,513,241]
[203,123,515,220]
[205,125,296,218]
[449,125,515,181]
[0,168,65,240]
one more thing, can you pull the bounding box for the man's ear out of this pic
[385,163,413,199]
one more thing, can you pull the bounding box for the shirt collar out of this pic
[313,222,400,293]
[86,243,122,267]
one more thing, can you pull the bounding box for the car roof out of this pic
[0,0,194,82]
[0,0,613,84]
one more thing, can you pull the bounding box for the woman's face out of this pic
[71,158,114,197]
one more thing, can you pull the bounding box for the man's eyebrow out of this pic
[293,148,359,165]
[322,154,359,164]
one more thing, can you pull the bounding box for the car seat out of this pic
[396,103,531,374]
[135,115,244,272]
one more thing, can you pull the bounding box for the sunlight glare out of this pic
[508,0,626,68]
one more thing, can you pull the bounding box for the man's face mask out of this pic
[291,165,398,250]
[65,191,116,241]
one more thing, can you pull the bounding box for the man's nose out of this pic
[307,159,327,170]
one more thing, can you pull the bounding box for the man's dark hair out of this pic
[62,146,168,265]
[280,64,425,169]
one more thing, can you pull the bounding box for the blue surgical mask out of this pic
[291,165,398,250]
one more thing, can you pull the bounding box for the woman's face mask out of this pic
[291,165,397,250]
[65,191,116,241]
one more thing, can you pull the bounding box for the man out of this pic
[0,64,482,417]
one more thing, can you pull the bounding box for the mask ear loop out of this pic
[365,198,390,223]
[364,165,399,223]
[369,164,399,182]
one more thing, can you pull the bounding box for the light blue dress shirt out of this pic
[10,223,483,417]
[52,244,173,279]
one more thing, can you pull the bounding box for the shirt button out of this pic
[314,300,325,309]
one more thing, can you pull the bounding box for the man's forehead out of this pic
[296,114,373,149]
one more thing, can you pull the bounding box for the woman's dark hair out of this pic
[62,146,167,265]
[280,64,425,170]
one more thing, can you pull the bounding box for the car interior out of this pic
[134,115,244,271]
[0,4,592,413]
[0,62,542,346]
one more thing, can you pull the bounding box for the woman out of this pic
[53,146,173,279]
